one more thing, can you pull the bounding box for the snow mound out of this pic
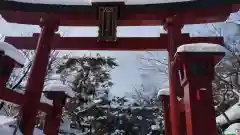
[216,103,240,125]
[8,0,195,5]
[177,43,226,53]
[0,115,44,135]
[0,116,15,125]
[157,88,170,97]
[44,80,75,98]
[0,42,25,66]
[224,123,240,134]
[50,74,61,80]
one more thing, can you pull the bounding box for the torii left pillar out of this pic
[20,18,59,135]
[164,16,184,135]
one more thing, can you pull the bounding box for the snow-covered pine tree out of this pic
[56,54,118,134]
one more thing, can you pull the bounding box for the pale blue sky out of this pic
[0,12,239,96]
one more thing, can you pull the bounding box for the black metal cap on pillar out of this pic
[43,91,70,105]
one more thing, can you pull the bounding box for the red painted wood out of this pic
[0,87,52,113]
[160,95,171,135]
[5,34,223,50]
[0,4,236,26]
[20,19,59,135]
[183,83,217,135]
[180,111,187,135]
[44,100,63,135]
[178,99,185,112]
[178,55,221,135]
[165,17,183,135]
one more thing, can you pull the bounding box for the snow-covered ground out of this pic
[216,99,240,134]
[0,116,44,135]
[7,0,195,5]
[216,103,240,125]
[224,123,240,134]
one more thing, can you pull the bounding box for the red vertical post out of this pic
[160,95,171,135]
[164,16,183,135]
[177,53,221,135]
[44,100,63,135]
[20,18,59,135]
[183,74,217,135]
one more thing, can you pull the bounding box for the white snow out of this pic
[40,94,53,106]
[0,42,25,66]
[177,43,226,53]
[137,116,143,120]
[0,115,44,135]
[216,103,240,125]
[93,99,103,104]
[224,123,240,134]
[111,129,125,135]
[50,74,61,80]
[157,88,170,97]
[157,88,183,101]
[44,80,75,98]
[8,0,196,5]
[151,124,160,130]
[96,116,107,120]
[0,116,15,125]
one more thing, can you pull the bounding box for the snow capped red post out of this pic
[157,88,171,135]
[42,76,75,135]
[173,43,226,135]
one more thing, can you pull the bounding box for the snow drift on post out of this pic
[177,43,226,53]
[157,88,170,98]
[44,75,75,98]
[157,88,183,101]
[0,42,25,66]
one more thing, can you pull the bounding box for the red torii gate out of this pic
[0,1,239,135]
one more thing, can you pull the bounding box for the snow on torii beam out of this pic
[0,4,239,26]
[5,34,224,50]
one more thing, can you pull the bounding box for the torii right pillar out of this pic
[173,44,225,135]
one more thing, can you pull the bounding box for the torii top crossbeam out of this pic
[0,0,239,26]
[1,0,239,50]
